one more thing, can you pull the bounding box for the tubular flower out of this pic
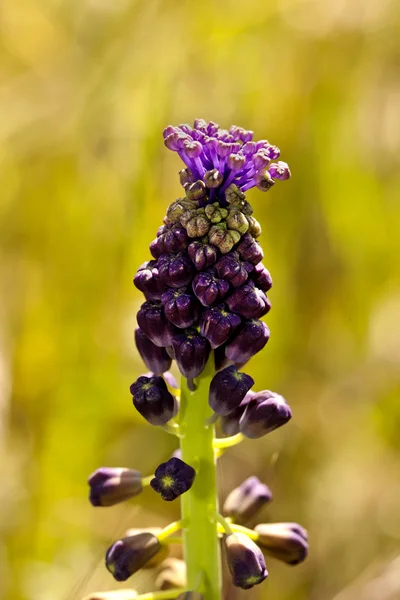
[223,532,268,589]
[84,120,308,600]
[255,522,309,565]
[105,533,161,581]
[223,476,272,524]
[88,468,143,507]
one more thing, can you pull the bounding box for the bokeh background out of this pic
[1,0,400,599]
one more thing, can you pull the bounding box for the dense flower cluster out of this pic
[84,120,307,600]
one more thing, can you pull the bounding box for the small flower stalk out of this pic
[85,120,307,600]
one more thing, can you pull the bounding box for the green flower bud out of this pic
[209,223,241,254]
[185,180,207,201]
[166,199,199,225]
[204,168,223,188]
[246,215,262,237]
[179,167,195,186]
[181,208,211,238]
[225,183,246,205]
[226,207,249,234]
[176,593,204,600]
[205,202,229,224]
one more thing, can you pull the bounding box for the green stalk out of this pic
[179,355,222,600]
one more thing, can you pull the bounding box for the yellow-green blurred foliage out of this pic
[1,0,400,599]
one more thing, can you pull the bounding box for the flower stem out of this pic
[213,433,244,449]
[180,355,222,600]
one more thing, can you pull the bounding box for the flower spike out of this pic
[85,119,307,600]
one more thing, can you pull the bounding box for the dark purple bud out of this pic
[215,252,253,288]
[192,268,230,306]
[239,391,292,439]
[208,223,241,254]
[255,169,275,191]
[204,168,223,188]
[226,282,271,319]
[154,225,189,255]
[269,161,291,180]
[88,468,143,507]
[134,261,168,301]
[105,533,161,581]
[150,457,196,501]
[223,476,272,524]
[130,375,177,426]
[150,238,164,259]
[200,304,241,349]
[135,328,172,374]
[255,522,308,565]
[223,532,268,589]
[236,233,264,265]
[251,262,272,292]
[158,252,195,289]
[137,301,177,347]
[220,391,255,436]
[161,288,201,329]
[155,557,186,591]
[188,240,218,271]
[209,365,254,416]
[225,319,270,364]
[171,328,211,379]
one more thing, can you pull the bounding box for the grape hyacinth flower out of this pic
[85,120,307,600]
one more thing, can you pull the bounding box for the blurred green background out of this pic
[1,0,400,599]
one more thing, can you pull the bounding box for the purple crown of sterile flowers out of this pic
[163,119,290,201]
